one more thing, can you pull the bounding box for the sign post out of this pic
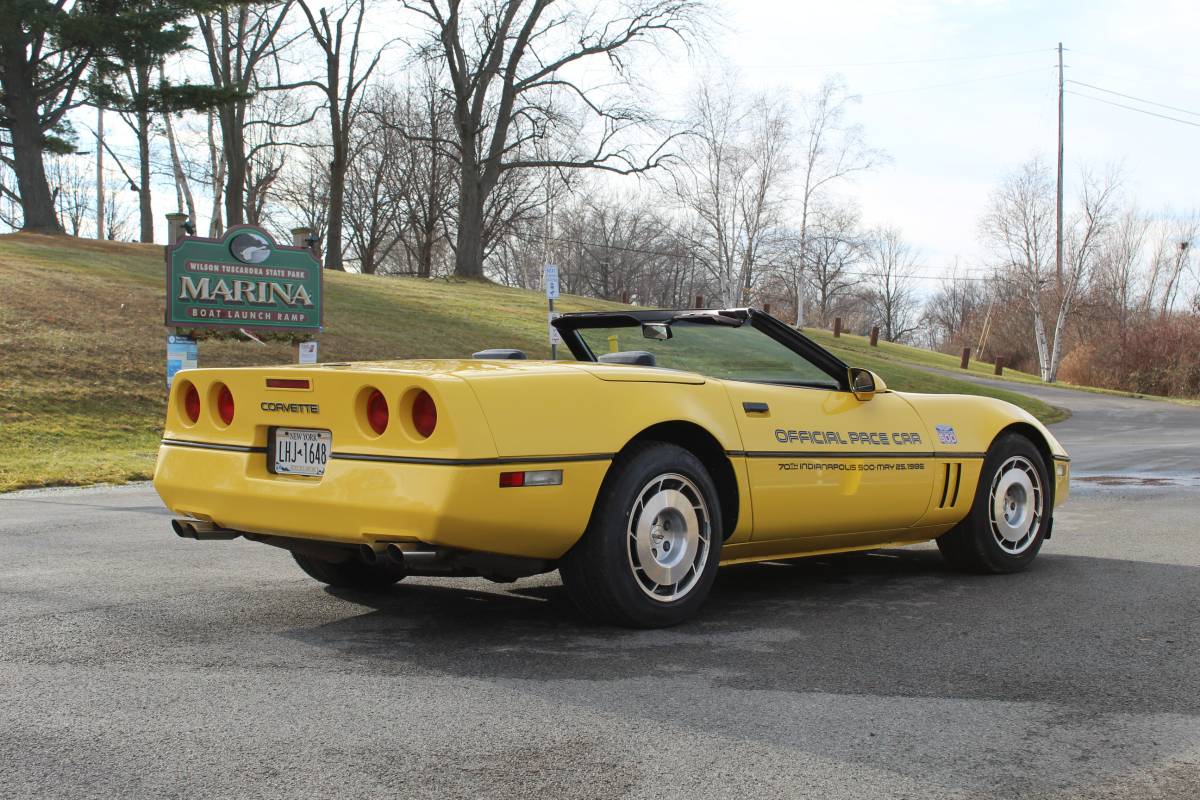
[544,264,560,360]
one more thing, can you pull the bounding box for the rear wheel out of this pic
[559,442,723,628]
[937,433,1051,573]
[292,552,403,591]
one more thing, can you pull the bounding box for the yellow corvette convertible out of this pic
[154,308,1069,627]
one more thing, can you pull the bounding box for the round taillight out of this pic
[216,384,235,426]
[183,383,200,423]
[367,389,389,435]
[412,390,437,438]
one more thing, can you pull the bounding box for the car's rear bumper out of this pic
[153,441,611,560]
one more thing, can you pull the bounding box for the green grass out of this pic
[1,233,1068,492]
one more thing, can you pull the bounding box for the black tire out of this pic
[292,552,403,591]
[559,441,724,628]
[937,433,1051,574]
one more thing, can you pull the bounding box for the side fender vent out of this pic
[938,463,964,509]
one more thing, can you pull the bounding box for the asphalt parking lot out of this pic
[2,386,1198,799]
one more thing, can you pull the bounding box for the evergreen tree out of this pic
[0,1,227,236]
[87,1,232,242]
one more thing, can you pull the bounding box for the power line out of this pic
[1065,79,1200,118]
[739,46,1053,70]
[861,66,1052,98]
[1066,90,1200,129]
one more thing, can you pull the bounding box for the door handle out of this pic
[742,401,770,414]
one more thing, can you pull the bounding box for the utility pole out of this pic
[1055,41,1065,294]
[96,106,105,240]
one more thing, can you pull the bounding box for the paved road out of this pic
[3,385,1199,799]
[924,369,1200,479]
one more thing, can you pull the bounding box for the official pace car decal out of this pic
[774,429,924,446]
[935,424,958,445]
[767,427,930,474]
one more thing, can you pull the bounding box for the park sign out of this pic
[165,226,323,332]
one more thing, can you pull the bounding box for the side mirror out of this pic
[642,322,672,340]
[849,368,885,401]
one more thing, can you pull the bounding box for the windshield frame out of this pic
[554,308,851,391]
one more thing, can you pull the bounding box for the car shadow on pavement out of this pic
[291,546,1200,715]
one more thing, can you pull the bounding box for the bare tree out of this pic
[673,78,791,306]
[45,152,90,235]
[860,226,920,343]
[402,0,703,278]
[1092,207,1149,341]
[240,89,311,226]
[801,202,861,326]
[102,188,135,241]
[196,1,296,227]
[788,76,882,325]
[290,0,387,270]
[160,100,197,226]
[1147,215,1198,316]
[982,158,1118,382]
[273,139,331,251]
[343,93,404,274]
[923,267,987,353]
[384,76,457,277]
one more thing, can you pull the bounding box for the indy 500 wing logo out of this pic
[935,425,958,445]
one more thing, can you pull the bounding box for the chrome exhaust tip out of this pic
[359,544,381,564]
[171,518,240,541]
[384,543,407,566]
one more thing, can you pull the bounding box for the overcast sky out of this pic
[702,0,1198,280]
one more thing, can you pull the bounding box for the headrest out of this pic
[597,350,657,367]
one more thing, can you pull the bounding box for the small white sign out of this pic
[166,335,197,388]
[543,264,560,299]
[298,340,318,364]
[548,312,562,346]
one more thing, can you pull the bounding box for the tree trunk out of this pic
[1,35,62,233]
[162,110,196,224]
[455,170,486,278]
[222,107,245,227]
[136,106,153,242]
[206,110,224,236]
[325,141,346,270]
[418,230,433,278]
[131,63,154,242]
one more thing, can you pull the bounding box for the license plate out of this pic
[269,428,331,477]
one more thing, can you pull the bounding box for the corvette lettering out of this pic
[261,402,320,413]
[774,429,923,446]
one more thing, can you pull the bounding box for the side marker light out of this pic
[499,469,563,488]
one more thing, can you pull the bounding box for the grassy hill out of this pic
[0,233,1065,492]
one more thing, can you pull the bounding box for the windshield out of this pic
[577,320,841,388]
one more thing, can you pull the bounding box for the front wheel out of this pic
[937,433,1051,573]
[559,442,723,628]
